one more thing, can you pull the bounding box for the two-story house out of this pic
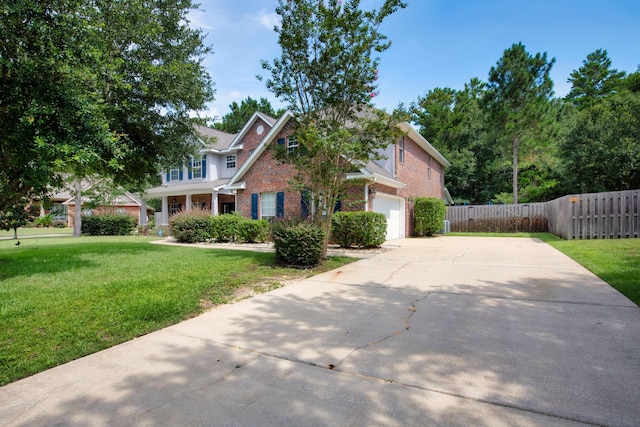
[146,110,450,240]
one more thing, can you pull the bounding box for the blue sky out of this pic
[188,0,640,120]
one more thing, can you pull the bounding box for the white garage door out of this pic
[373,194,405,240]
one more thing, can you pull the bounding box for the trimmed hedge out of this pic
[414,197,446,236]
[271,220,324,268]
[210,214,242,242]
[331,211,387,248]
[237,219,270,243]
[82,214,137,236]
[170,210,211,243]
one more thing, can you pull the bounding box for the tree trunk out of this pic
[13,227,18,240]
[73,178,82,237]
[513,135,519,205]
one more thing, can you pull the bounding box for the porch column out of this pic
[364,184,369,212]
[186,194,192,212]
[139,196,148,226]
[161,196,169,226]
[212,192,219,215]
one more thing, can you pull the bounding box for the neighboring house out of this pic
[149,111,450,240]
[43,181,151,227]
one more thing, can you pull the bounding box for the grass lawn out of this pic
[449,232,640,306]
[0,227,74,239]
[0,236,355,386]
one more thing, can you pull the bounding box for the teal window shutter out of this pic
[179,168,184,181]
[202,155,207,178]
[166,171,170,182]
[188,160,192,180]
[277,138,285,145]
[251,194,258,219]
[276,192,285,218]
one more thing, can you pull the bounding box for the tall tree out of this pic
[565,49,626,109]
[214,97,283,133]
[0,1,214,222]
[560,81,640,193]
[410,79,490,203]
[0,198,40,240]
[261,0,407,256]
[485,42,556,204]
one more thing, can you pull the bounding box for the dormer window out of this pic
[169,168,180,181]
[226,155,236,169]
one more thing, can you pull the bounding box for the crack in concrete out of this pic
[335,293,432,369]
[380,261,411,285]
[166,323,606,427]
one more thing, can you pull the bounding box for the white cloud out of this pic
[256,10,279,30]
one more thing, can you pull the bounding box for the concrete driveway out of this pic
[1,236,639,426]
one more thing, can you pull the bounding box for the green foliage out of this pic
[170,210,212,243]
[214,97,283,134]
[33,214,54,228]
[0,199,40,234]
[237,219,270,243]
[271,220,324,268]
[210,214,243,242]
[81,214,137,236]
[485,42,556,204]
[0,0,213,214]
[331,212,387,248]
[414,197,446,236]
[559,91,640,192]
[565,49,626,110]
[261,0,407,256]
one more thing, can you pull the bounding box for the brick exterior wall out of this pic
[394,135,445,236]
[236,122,300,219]
[234,121,446,237]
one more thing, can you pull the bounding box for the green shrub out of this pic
[53,220,67,228]
[34,214,54,228]
[237,219,270,243]
[170,210,211,243]
[414,197,446,236]
[271,220,324,268]
[81,214,137,236]
[331,211,387,248]
[210,213,243,242]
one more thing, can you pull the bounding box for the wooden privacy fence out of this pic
[446,203,548,233]
[446,189,640,239]
[547,190,640,239]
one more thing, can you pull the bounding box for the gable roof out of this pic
[63,188,144,207]
[227,111,279,150]
[226,110,295,189]
[225,110,449,190]
[194,124,236,151]
[399,122,451,168]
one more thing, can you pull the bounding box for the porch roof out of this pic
[145,179,230,197]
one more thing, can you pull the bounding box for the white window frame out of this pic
[261,192,276,219]
[226,155,236,169]
[170,168,180,181]
[398,137,405,163]
[170,201,181,215]
[287,136,299,155]
[192,155,204,179]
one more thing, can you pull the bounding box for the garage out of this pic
[372,193,405,240]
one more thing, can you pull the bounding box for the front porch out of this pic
[145,180,235,226]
